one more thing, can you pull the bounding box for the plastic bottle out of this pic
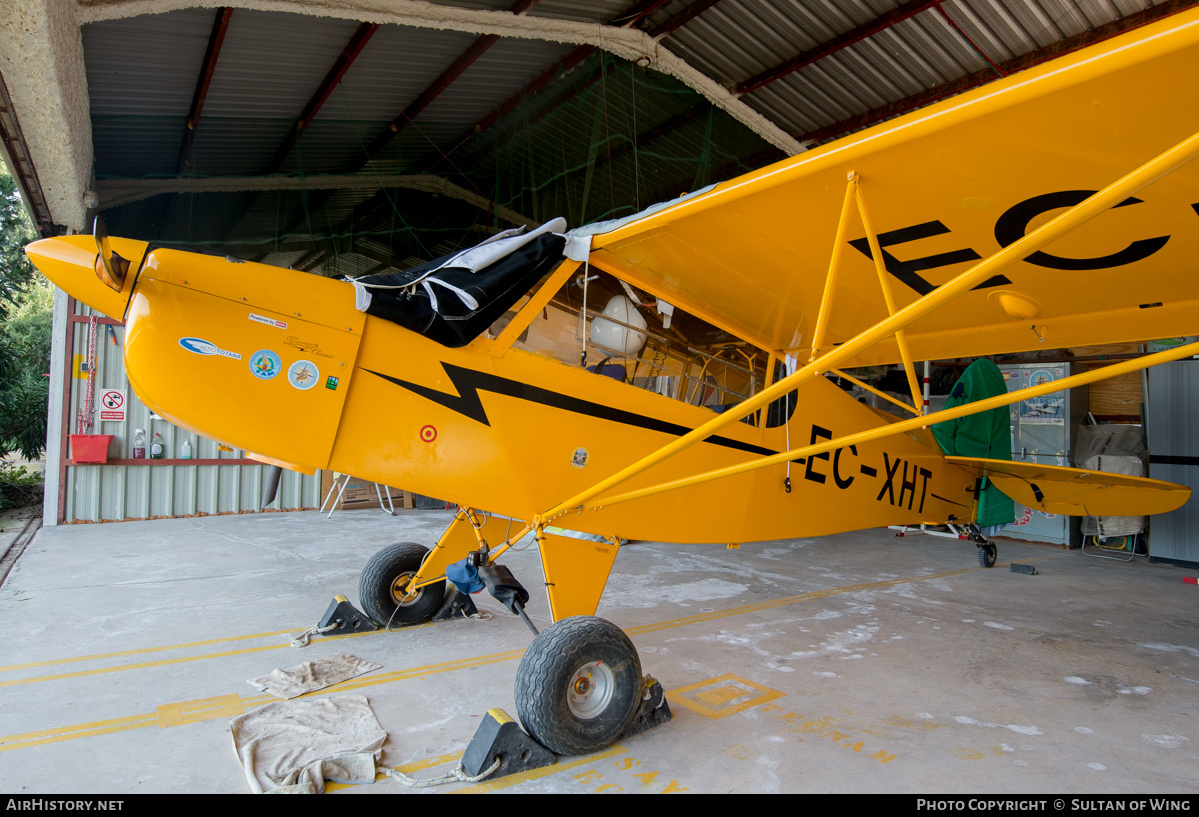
[150,432,164,459]
[133,428,146,459]
[181,439,192,460]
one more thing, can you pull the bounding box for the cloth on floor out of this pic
[230,694,387,794]
[248,653,382,699]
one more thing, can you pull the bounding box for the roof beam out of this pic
[610,0,676,28]
[646,0,727,38]
[265,21,378,174]
[363,0,540,162]
[177,7,232,174]
[447,0,786,159]
[797,0,1199,144]
[96,173,534,226]
[285,182,525,272]
[289,192,406,271]
[643,147,782,204]
[79,0,649,48]
[734,0,941,96]
[470,54,618,158]
[462,44,597,145]
[447,0,668,148]
[79,0,801,155]
[0,72,55,236]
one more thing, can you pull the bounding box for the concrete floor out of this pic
[0,509,1196,794]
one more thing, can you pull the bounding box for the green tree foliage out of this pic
[0,164,52,461]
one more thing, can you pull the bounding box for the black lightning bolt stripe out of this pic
[365,364,779,457]
[930,492,968,508]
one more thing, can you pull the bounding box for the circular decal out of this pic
[249,349,282,380]
[419,425,438,443]
[1029,369,1054,388]
[570,447,589,469]
[287,359,320,390]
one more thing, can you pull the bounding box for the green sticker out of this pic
[325,376,339,390]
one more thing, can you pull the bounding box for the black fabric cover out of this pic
[357,233,566,348]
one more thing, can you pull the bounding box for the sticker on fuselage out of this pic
[420,425,437,443]
[283,336,334,359]
[570,447,589,469]
[249,313,288,330]
[179,337,242,360]
[288,359,319,390]
[249,349,282,380]
[325,376,339,390]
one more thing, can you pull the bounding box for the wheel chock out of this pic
[433,585,479,622]
[622,676,672,738]
[318,595,379,634]
[460,708,556,780]
[1010,563,1038,575]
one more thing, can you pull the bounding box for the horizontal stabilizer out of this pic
[944,457,1190,517]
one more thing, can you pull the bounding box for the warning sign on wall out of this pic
[100,389,127,422]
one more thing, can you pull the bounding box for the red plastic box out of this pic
[69,434,114,464]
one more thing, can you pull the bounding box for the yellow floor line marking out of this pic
[324,752,464,792]
[453,745,627,793]
[158,695,245,727]
[0,715,159,753]
[0,628,306,674]
[0,642,296,689]
[670,673,785,719]
[0,627,391,689]
[0,558,1043,754]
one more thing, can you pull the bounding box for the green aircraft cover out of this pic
[932,359,1015,527]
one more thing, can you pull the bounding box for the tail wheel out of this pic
[515,616,642,756]
[978,543,998,568]
[359,542,444,627]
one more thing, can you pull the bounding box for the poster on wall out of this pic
[1019,369,1066,425]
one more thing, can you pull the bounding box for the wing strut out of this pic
[810,172,924,412]
[568,338,1199,513]
[541,128,1199,522]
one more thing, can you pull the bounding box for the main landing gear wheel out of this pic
[358,542,444,627]
[515,616,642,756]
[978,543,998,568]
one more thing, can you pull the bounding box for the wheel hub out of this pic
[567,661,615,720]
[390,572,421,606]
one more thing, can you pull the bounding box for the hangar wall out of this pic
[44,293,321,524]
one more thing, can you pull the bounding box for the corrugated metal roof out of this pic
[81,0,1187,271]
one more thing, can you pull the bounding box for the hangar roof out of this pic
[1,0,1191,278]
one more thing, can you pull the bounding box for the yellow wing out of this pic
[584,8,1199,365]
[944,456,1190,517]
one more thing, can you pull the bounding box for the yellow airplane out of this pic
[27,7,1199,758]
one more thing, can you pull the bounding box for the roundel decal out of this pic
[419,425,438,443]
[249,349,282,380]
[287,359,320,390]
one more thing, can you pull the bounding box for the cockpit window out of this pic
[499,266,797,428]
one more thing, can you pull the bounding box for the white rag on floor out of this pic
[248,653,382,699]
[230,694,388,794]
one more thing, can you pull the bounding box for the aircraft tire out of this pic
[515,616,642,756]
[978,543,998,568]
[358,542,444,627]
